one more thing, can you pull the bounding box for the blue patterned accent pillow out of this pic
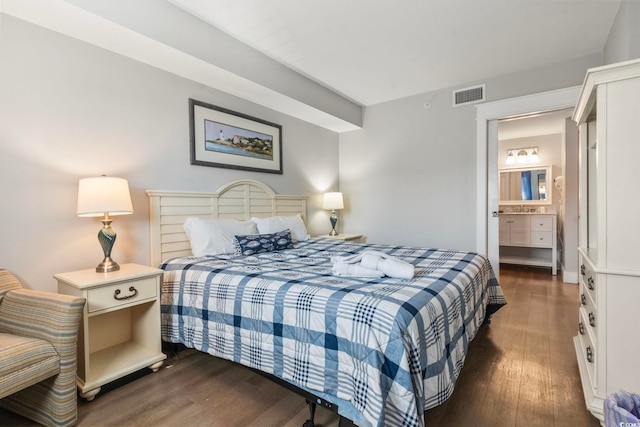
[235,229,294,256]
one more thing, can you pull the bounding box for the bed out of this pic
[147,180,506,427]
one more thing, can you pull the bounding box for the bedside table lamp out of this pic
[77,176,133,273]
[322,192,344,236]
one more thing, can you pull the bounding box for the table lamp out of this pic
[77,176,133,272]
[322,192,344,236]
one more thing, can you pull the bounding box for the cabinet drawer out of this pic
[530,216,553,231]
[577,309,597,388]
[87,277,157,313]
[530,231,553,247]
[579,259,597,305]
[579,291,597,338]
[579,281,597,338]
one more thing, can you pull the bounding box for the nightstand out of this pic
[317,233,363,242]
[55,263,166,401]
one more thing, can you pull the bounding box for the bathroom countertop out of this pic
[499,211,556,215]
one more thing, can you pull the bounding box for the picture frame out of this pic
[189,99,283,174]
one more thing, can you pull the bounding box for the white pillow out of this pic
[183,217,258,256]
[250,214,310,242]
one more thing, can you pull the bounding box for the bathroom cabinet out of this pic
[498,213,557,275]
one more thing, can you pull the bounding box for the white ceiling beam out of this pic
[0,0,362,133]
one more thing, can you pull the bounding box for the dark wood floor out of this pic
[422,265,600,427]
[0,265,600,427]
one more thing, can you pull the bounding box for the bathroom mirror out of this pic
[499,165,552,205]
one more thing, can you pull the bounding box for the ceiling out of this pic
[1,0,622,134]
[169,0,622,106]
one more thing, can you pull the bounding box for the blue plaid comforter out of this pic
[160,238,506,427]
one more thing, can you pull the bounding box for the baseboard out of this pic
[563,270,578,284]
[560,261,578,283]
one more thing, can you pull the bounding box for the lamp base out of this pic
[96,217,120,273]
[329,210,339,236]
[96,257,120,273]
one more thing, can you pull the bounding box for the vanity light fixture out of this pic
[516,149,528,164]
[505,147,540,165]
[505,151,515,165]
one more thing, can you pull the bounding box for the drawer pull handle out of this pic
[580,293,586,305]
[580,264,586,276]
[586,346,593,363]
[587,277,595,290]
[114,286,138,301]
[578,321,585,335]
[588,312,596,327]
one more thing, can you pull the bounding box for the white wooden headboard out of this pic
[146,179,308,267]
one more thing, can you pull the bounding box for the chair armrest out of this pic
[0,289,85,358]
[0,269,22,301]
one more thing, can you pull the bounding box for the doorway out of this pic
[496,109,575,278]
[475,86,581,280]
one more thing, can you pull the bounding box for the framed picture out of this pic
[189,99,283,174]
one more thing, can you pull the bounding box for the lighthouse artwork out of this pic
[190,98,283,174]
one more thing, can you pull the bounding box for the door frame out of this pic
[475,85,581,272]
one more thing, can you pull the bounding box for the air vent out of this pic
[452,84,485,107]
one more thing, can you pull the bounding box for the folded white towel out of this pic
[360,252,383,270]
[330,253,365,265]
[331,250,414,279]
[361,252,414,279]
[332,262,384,278]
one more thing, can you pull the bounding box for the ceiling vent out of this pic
[452,84,485,107]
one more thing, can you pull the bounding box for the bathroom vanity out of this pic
[499,213,557,275]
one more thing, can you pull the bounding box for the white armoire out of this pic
[572,58,640,423]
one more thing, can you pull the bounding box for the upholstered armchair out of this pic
[0,269,85,427]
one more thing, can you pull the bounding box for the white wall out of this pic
[339,54,602,251]
[562,118,580,283]
[0,16,340,291]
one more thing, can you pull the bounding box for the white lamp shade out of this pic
[77,176,133,217]
[322,192,344,210]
